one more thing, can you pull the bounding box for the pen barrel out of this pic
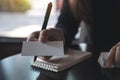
[42,2,52,30]
[34,2,52,62]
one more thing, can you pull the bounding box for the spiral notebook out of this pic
[30,49,92,72]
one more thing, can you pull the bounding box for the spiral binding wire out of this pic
[30,58,60,72]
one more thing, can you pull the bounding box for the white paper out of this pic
[21,41,64,56]
[98,52,108,67]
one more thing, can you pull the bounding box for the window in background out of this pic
[0,0,60,38]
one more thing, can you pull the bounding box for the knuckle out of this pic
[31,31,40,36]
[29,31,39,38]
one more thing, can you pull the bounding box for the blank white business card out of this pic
[21,41,64,56]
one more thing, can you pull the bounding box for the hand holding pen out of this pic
[26,2,64,61]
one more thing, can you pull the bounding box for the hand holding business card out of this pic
[98,52,116,68]
[21,41,64,56]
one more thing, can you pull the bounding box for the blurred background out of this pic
[0,0,63,59]
[0,0,63,37]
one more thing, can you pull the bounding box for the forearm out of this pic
[55,0,80,48]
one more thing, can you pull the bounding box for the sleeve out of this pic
[55,0,81,48]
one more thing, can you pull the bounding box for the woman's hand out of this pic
[27,28,64,60]
[27,28,64,42]
[105,42,120,67]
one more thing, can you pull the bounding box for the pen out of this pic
[34,2,53,61]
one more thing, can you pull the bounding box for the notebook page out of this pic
[31,49,92,72]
